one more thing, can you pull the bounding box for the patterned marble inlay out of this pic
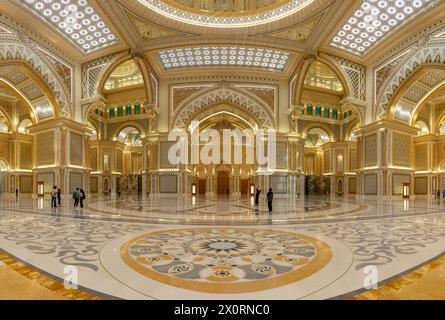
[121,228,332,294]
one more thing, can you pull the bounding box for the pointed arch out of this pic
[0,42,71,118]
[172,87,275,130]
[377,45,445,120]
[293,55,352,106]
[97,54,156,106]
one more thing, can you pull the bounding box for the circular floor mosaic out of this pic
[120,228,333,294]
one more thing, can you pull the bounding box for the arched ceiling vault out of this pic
[386,65,445,124]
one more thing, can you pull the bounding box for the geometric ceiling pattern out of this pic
[19,0,118,53]
[158,46,291,71]
[331,0,438,55]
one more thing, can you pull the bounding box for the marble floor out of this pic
[1,194,445,300]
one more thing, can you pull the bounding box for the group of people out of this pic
[433,189,445,200]
[254,187,274,212]
[73,188,86,208]
[50,187,62,208]
[49,187,86,208]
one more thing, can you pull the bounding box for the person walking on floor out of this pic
[267,188,274,213]
[73,188,80,208]
[255,188,261,206]
[51,186,57,208]
[79,189,86,208]
[57,188,61,207]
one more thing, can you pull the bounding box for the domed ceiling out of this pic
[138,0,314,28]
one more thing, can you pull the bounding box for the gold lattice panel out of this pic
[364,134,377,167]
[36,131,55,166]
[276,142,288,170]
[392,174,410,195]
[19,142,32,170]
[19,175,32,193]
[415,176,428,195]
[90,176,98,193]
[70,132,83,166]
[160,141,176,169]
[323,150,331,173]
[116,149,123,173]
[364,174,377,195]
[159,174,178,194]
[392,133,411,167]
[90,148,98,172]
[415,144,428,171]
[349,177,357,194]
[349,149,357,171]
[69,172,83,194]
[269,175,288,194]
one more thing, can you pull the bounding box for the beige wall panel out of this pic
[36,132,55,166]
[160,141,176,169]
[19,142,32,170]
[69,172,83,193]
[392,133,411,167]
[349,177,357,194]
[70,132,83,166]
[349,149,357,171]
[415,176,428,195]
[159,174,177,193]
[19,175,32,193]
[415,144,428,171]
[276,142,288,170]
[364,174,377,195]
[269,175,287,194]
[90,176,98,193]
[36,173,54,194]
[392,174,410,195]
[323,150,331,173]
[0,140,10,164]
[364,134,377,167]
[116,148,123,173]
[90,147,98,172]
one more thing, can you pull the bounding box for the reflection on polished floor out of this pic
[2,195,445,300]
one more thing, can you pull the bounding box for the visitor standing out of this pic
[79,189,86,208]
[267,188,274,212]
[255,188,261,206]
[50,186,57,208]
[57,188,61,207]
[73,188,79,207]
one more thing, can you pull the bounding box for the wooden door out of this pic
[240,179,249,195]
[198,179,206,195]
[217,172,230,194]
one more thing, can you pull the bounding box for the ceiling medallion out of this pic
[138,0,315,28]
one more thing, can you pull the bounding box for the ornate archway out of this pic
[377,45,445,120]
[172,87,275,130]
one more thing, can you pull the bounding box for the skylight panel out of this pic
[158,46,290,71]
[20,0,118,54]
[330,0,436,56]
